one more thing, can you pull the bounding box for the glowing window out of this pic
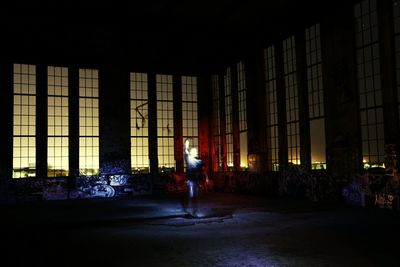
[283,36,300,165]
[182,76,198,169]
[306,24,326,169]
[264,46,279,171]
[156,74,175,170]
[237,62,248,169]
[79,69,99,176]
[48,66,69,177]
[355,0,384,169]
[131,72,149,173]
[212,75,222,171]
[224,68,233,168]
[13,64,36,178]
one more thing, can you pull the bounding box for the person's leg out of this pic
[180,191,188,213]
[192,181,200,216]
[187,180,194,215]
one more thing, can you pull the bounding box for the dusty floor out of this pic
[1,192,399,267]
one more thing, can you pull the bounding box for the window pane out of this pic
[131,72,149,173]
[48,66,69,177]
[79,69,100,175]
[13,64,36,178]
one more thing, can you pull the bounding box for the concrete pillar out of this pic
[148,72,158,175]
[99,65,131,174]
[173,75,183,174]
[210,73,225,172]
[378,0,399,145]
[68,66,79,177]
[0,63,13,187]
[296,31,312,170]
[230,64,241,171]
[36,64,48,178]
[244,51,268,172]
[321,7,361,177]
[198,74,212,176]
[275,43,289,170]
[219,71,228,172]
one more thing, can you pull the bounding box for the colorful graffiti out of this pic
[70,184,115,199]
[278,164,337,202]
[68,176,113,199]
[341,175,368,206]
[375,193,398,209]
[108,174,130,186]
[341,144,400,209]
[9,173,154,201]
[100,159,131,175]
[6,143,400,211]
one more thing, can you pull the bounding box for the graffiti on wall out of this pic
[69,176,115,199]
[100,159,131,175]
[278,164,336,202]
[385,144,400,195]
[108,174,129,186]
[11,172,155,201]
[341,174,370,206]
[375,193,398,209]
[341,144,400,209]
[385,144,397,175]
[9,143,400,211]
[211,171,275,195]
[43,178,68,200]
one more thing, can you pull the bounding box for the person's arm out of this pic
[184,139,190,155]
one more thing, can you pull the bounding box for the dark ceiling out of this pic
[0,0,355,73]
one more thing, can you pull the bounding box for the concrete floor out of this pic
[1,192,399,267]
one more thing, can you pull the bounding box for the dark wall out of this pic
[198,74,212,175]
[0,63,13,188]
[99,65,131,174]
[321,9,361,177]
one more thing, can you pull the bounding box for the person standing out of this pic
[183,139,203,216]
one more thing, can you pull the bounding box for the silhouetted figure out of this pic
[183,139,203,217]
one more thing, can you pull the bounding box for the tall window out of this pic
[355,0,384,169]
[212,75,222,171]
[182,76,199,163]
[131,72,149,173]
[283,36,300,165]
[264,46,279,171]
[79,69,99,176]
[13,64,36,178]
[237,62,248,169]
[224,68,234,168]
[156,74,175,170]
[48,66,69,177]
[306,24,326,170]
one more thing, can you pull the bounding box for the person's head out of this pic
[184,139,190,147]
[184,139,190,152]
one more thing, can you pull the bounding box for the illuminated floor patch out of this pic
[148,214,233,227]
